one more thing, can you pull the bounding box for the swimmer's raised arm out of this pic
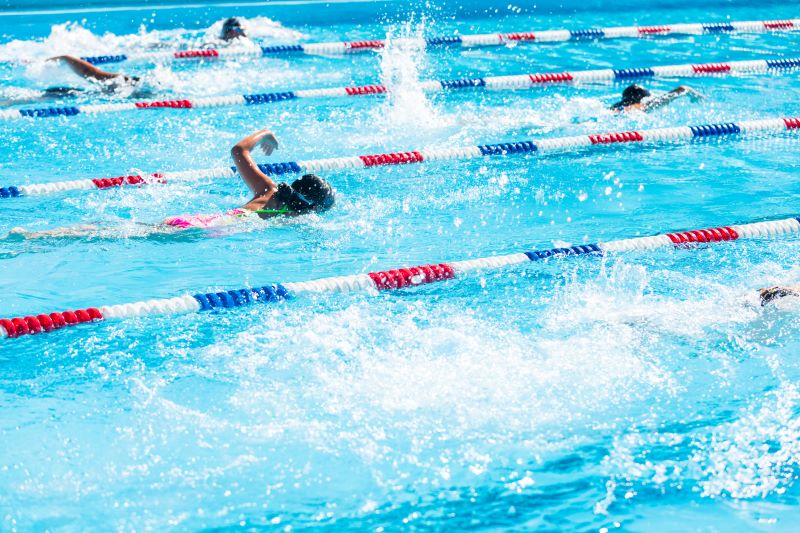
[48,55,125,83]
[231,129,280,197]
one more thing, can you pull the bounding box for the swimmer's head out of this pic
[759,286,797,306]
[611,84,650,110]
[221,17,246,40]
[276,174,335,213]
[106,74,154,98]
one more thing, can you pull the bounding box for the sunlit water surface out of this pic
[1,0,800,530]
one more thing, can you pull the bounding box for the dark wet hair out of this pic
[611,84,651,110]
[221,17,245,40]
[276,174,335,213]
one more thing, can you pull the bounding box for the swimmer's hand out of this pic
[686,88,705,102]
[233,129,279,155]
[674,85,704,102]
[256,131,279,155]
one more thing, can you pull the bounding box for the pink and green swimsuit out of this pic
[163,208,255,229]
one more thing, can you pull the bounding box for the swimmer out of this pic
[759,286,800,306]
[220,17,247,41]
[49,55,141,92]
[164,129,335,229]
[611,84,704,112]
[6,128,336,239]
[199,17,250,49]
[0,55,150,105]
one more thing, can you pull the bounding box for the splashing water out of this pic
[372,19,452,137]
[203,16,305,43]
[693,382,800,499]
[4,2,800,530]
[0,17,305,63]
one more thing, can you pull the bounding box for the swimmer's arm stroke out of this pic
[759,285,800,306]
[641,85,704,112]
[231,129,280,198]
[48,55,122,82]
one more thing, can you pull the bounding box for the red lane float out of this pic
[0,308,103,338]
[345,84,387,96]
[764,20,794,29]
[638,26,671,34]
[92,173,164,189]
[134,100,194,109]
[784,118,800,129]
[692,63,732,73]
[505,33,537,41]
[369,263,456,290]
[346,40,385,50]
[589,131,644,145]
[359,151,425,167]
[174,49,219,59]
[666,226,739,244]
[529,72,574,83]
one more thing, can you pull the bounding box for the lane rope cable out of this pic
[2,115,798,199]
[55,18,800,65]
[2,215,798,339]
[1,56,799,122]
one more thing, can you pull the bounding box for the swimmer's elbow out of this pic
[231,144,247,159]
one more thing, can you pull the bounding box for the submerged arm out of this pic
[49,55,121,82]
[231,129,280,197]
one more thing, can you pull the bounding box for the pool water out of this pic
[2,0,800,530]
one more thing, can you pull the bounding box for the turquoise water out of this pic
[2,0,800,530]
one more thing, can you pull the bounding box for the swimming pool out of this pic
[2,0,800,529]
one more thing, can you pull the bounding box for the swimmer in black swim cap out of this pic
[611,83,704,112]
[6,126,337,240]
[610,84,650,111]
[221,17,247,41]
[232,129,335,217]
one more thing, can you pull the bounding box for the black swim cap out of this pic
[276,175,335,213]
[291,174,335,211]
[611,84,651,110]
[622,84,650,103]
[221,18,245,39]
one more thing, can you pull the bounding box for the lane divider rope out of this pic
[2,216,798,339]
[2,116,798,199]
[69,18,800,65]
[1,56,799,122]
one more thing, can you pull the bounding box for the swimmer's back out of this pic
[163,208,255,229]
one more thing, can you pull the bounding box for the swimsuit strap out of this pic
[252,207,291,214]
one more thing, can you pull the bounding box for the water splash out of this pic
[0,17,304,63]
[370,18,452,138]
[203,16,304,43]
[693,381,800,499]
